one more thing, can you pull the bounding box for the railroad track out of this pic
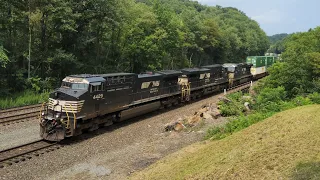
[226,81,252,93]
[0,104,42,126]
[0,140,62,168]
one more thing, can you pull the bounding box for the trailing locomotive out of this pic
[40,63,254,141]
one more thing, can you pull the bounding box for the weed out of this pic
[0,90,50,109]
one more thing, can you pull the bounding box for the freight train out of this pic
[39,62,272,141]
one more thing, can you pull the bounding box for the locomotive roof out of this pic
[99,73,136,77]
[202,64,222,69]
[223,63,253,68]
[138,73,163,78]
[222,63,238,68]
[65,75,106,83]
[157,70,183,77]
[69,74,99,78]
[181,68,210,74]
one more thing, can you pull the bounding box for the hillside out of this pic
[268,33,289,45]
[267,33,290,54]
[130,105,320,179]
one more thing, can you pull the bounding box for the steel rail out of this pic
[0,104,42,126]
[0,140,59,168]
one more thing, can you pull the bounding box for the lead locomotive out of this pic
[40,63,253,141]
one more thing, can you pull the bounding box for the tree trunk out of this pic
[40,12,47,77]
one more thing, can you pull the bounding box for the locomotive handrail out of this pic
[68,104,77,129]
[39,102,46,122]
[181,83,191,102]
[64,106,70,129]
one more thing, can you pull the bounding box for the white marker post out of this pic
[224,89,227,95]
[251,81,253,87]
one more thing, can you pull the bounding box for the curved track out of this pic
[0,140,61,168]
[0,104,42,126]
[227,81,252,92]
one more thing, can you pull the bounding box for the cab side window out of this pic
[90,82,105,93]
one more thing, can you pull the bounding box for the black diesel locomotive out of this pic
[40,63,253,141]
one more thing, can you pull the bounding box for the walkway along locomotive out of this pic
[39,63,255,141]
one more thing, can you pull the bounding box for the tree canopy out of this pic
[267,33,291,54]
[0,0,269,96]
[261,27,320,97]
[268,33,289,45]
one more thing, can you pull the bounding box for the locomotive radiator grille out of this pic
[48,98,85,113]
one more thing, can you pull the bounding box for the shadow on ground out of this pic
[291,162,320,180]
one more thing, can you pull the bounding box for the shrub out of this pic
[205,112,274,140]
[292,96,314,106]
[256,86,287,105]
[278,101,297,111]
[218,102,244,117]
[255,86,287,113]
[308,92,320,104]
[218,92,247,117]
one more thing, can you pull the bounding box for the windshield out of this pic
[227,67,235,72]
[61,82,88,90]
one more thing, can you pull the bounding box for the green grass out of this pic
[0,90,50,109]
[205,111,274,140]
[130,105,320,179]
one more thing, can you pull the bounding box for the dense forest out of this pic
[0,0,269,97]
[268,33,289,45]
[267,33,290,54]
[262,27,320,97]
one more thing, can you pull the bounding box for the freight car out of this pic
[246,56,278,79]
[40,63,253,141]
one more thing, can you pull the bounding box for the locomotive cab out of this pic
[179,68,211,90]
[223,63,253,87]
[202,64,228,85]
[40,75,107,141]
[40,73,137,141]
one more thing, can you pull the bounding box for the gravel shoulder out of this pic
[0,120,41,151]
[0,93,228,180]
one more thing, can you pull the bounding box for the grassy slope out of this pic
[131,105,320,180]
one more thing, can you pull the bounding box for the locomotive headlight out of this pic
[55,113,61,119]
